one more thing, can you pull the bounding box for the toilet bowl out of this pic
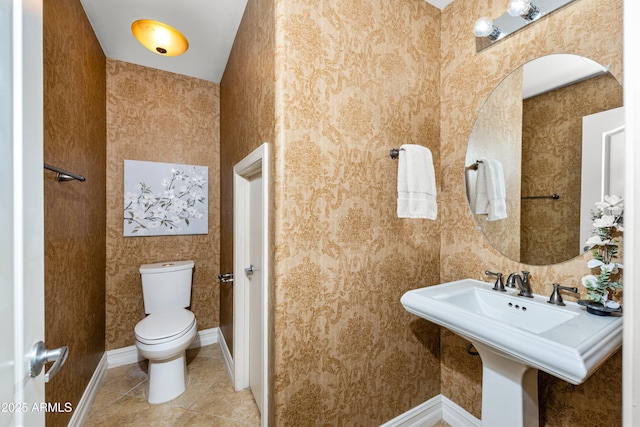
[135,308,197,403]
[134,260,197,404]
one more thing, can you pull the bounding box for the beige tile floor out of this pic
[84,344,260,427]
[85,343,452,426]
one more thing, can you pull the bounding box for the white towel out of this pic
[475,159,506,221]
[397,144,437,219]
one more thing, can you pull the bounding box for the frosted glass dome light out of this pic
[131,19,189,56]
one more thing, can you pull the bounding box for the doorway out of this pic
[1,0,46,425]
[580,106,625,245]
[233,143,270,426]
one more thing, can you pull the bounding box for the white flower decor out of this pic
[581,195,623,308]
[123,160,208,236]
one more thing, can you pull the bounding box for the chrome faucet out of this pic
[507,271,533,298]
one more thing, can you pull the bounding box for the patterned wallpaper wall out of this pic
[223,0,624,424]
[43,0,106,425]
[521,73,623,265]
[219,0,277,370]
[440,0,623,423]
[272,0,442,424]
[105,60,220,350]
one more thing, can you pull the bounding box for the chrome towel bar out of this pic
[44,163,86,182]
[521,194,560,200]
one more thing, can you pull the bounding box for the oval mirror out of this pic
[465,54,624,265]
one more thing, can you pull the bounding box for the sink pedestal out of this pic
[474,342,539,427]
[401,279,623,426]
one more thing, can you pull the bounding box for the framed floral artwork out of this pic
[123,160,208,236]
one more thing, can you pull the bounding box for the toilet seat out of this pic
[134,308,196,345]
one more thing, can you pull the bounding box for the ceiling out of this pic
[80,1,598,98]
[80,0,249,83]
[427,0,454,9]
[80,0,453,84]
[522,54,610,99]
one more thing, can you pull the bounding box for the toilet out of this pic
[134,260,198,404]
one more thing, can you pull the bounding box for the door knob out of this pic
[29,341,69,383]
[217,272,234,283]
[244,265,254,276]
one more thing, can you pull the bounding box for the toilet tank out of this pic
[139,260,194,314]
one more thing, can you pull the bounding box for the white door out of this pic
[248,173,263,412]
[624,2,640,424]
[1,0,46,426]
[233,143,269,426]
[580,107,625,246]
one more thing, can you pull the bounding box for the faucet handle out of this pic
[485,270,505,292]
[547,283,578,306]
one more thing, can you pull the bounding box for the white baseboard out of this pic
[441,395,481,427]
[106,327,219,368]
[189,327,219,349]
[67,353,108,427]
[106,344,144,368]
[380,395,441,427]
[380,394,480,427]
[218,330,234,383]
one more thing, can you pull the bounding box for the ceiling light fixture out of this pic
[507,0,543,21]
[131,19,189,56]
[472,17,504,41]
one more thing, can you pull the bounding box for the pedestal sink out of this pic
[401,279,622,427]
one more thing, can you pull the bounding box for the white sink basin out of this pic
[402,279,622,426]
[435,285,578,334]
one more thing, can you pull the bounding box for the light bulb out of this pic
[473,17,503,41]
[508,0,532,17]
[473,17,494,38]
[507,0,542,21]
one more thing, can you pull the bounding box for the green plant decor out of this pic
[581,195,624,308]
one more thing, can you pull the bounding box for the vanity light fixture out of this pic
[473,0,575,52]
[507,0,543,21]
[473,17,504,41]
[131,19,189,56]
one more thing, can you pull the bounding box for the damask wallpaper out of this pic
[271,0,442,424]
[46,0,625,424]
[43,0,106,425]
[105,60,220,350]
[219,0,277,370]
[440,0,623,423]
[221,0,624,424]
